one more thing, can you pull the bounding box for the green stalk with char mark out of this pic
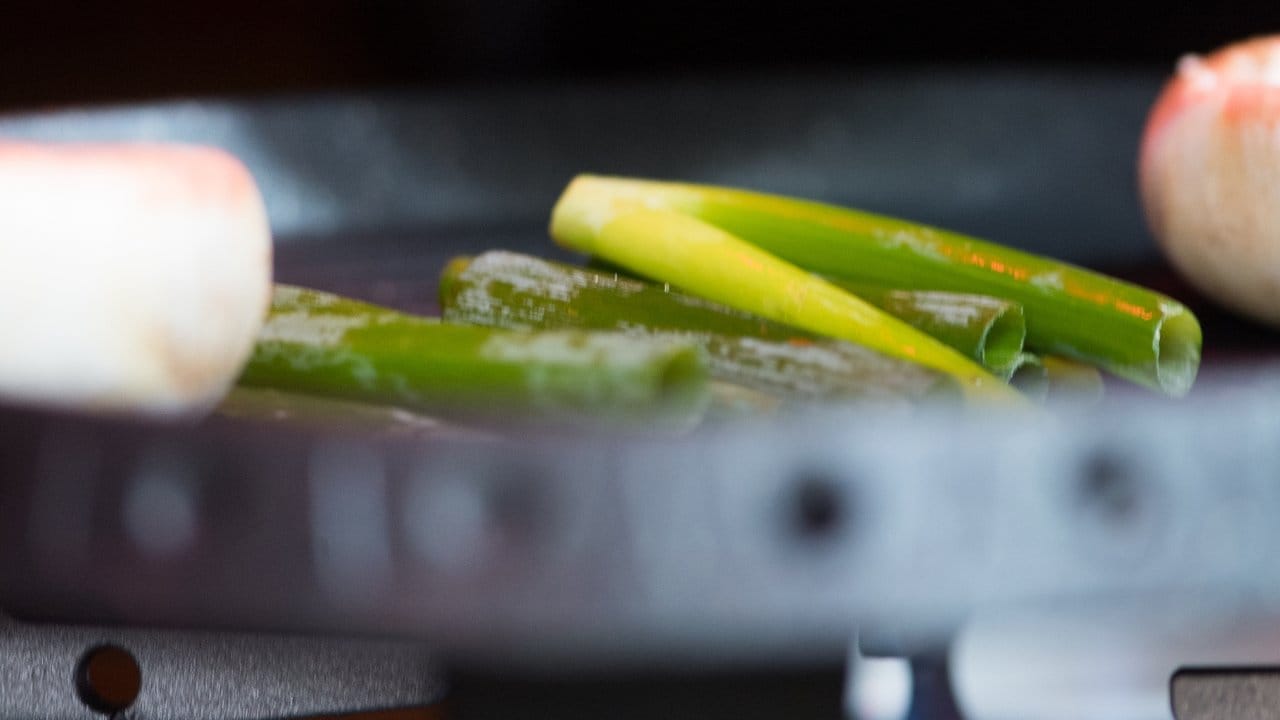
[238,285,709,425]
[440,251,959,406]
[1007,353,1048,401]
[553,175,1200,397]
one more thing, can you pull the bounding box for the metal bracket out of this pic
[1171,668,1280,720]
[0,615,445,720]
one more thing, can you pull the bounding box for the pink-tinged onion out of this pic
[1140,35,1280,326]
[0,143,272,415]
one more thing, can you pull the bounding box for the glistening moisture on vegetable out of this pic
[237,285,711,426]
[215,175,1200,430]
[550,175,1200,398]
[440,251,961,409]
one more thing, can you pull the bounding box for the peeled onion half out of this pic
[1140,35,1280,326]
[0,143,272,415]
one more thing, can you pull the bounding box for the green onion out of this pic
[1041,355,1105,405]
[830,282,1026,380]
[1007,353,1048,401]
[553,175,1201,397]
[549,190,1021,405]
[706,381,784,419]
[440,252,959,407]
[238,285,710,425]
[1002,354,1106,405]
[215,387,491,440]
[582,257,1027,381]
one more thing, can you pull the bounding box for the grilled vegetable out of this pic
[552,175,1201,397]
[238,285,710,424]
[549,190,1020,404]
[705,381,785,418]
[581,256,1028,381]
[216,387,493,440]
[1007,353,1048,401]
[829,282,1026,380]
[1041,355,1105,404]
[440,252,959,406]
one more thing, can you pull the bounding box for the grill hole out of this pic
[75,645,141,715]
[786,472,849,544]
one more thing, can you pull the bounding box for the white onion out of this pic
[0,143,272,415]
[1140,36,1280,326]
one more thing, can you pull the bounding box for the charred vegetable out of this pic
[440,252,959,407]
[238,285,710,425]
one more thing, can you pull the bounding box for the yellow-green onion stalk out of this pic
[550,183,1023,405]
[556,175,1201,397]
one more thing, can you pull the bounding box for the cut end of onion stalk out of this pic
[828,282,1030,382]
[1153,307,1202,398]
[1007,353,1048,401]
[1141,35,1280,327]
[977,303,1027,381]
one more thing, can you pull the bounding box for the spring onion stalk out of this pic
[216,387,492,440]
[830,282,1026,380]
[439,252,959,406]
[584,257,1027,381]
[238,285,710,424]
[1002,354,1106,404]
[443,252,812,341]
[707,381,784,419]
[554,175,1201,397]
[1007,353,1048,401]
[549,195,1021,405]
[1041,355,1105,405]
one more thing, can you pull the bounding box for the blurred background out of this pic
[2,0,1279,111]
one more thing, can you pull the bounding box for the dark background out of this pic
[1,1,1278,111]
